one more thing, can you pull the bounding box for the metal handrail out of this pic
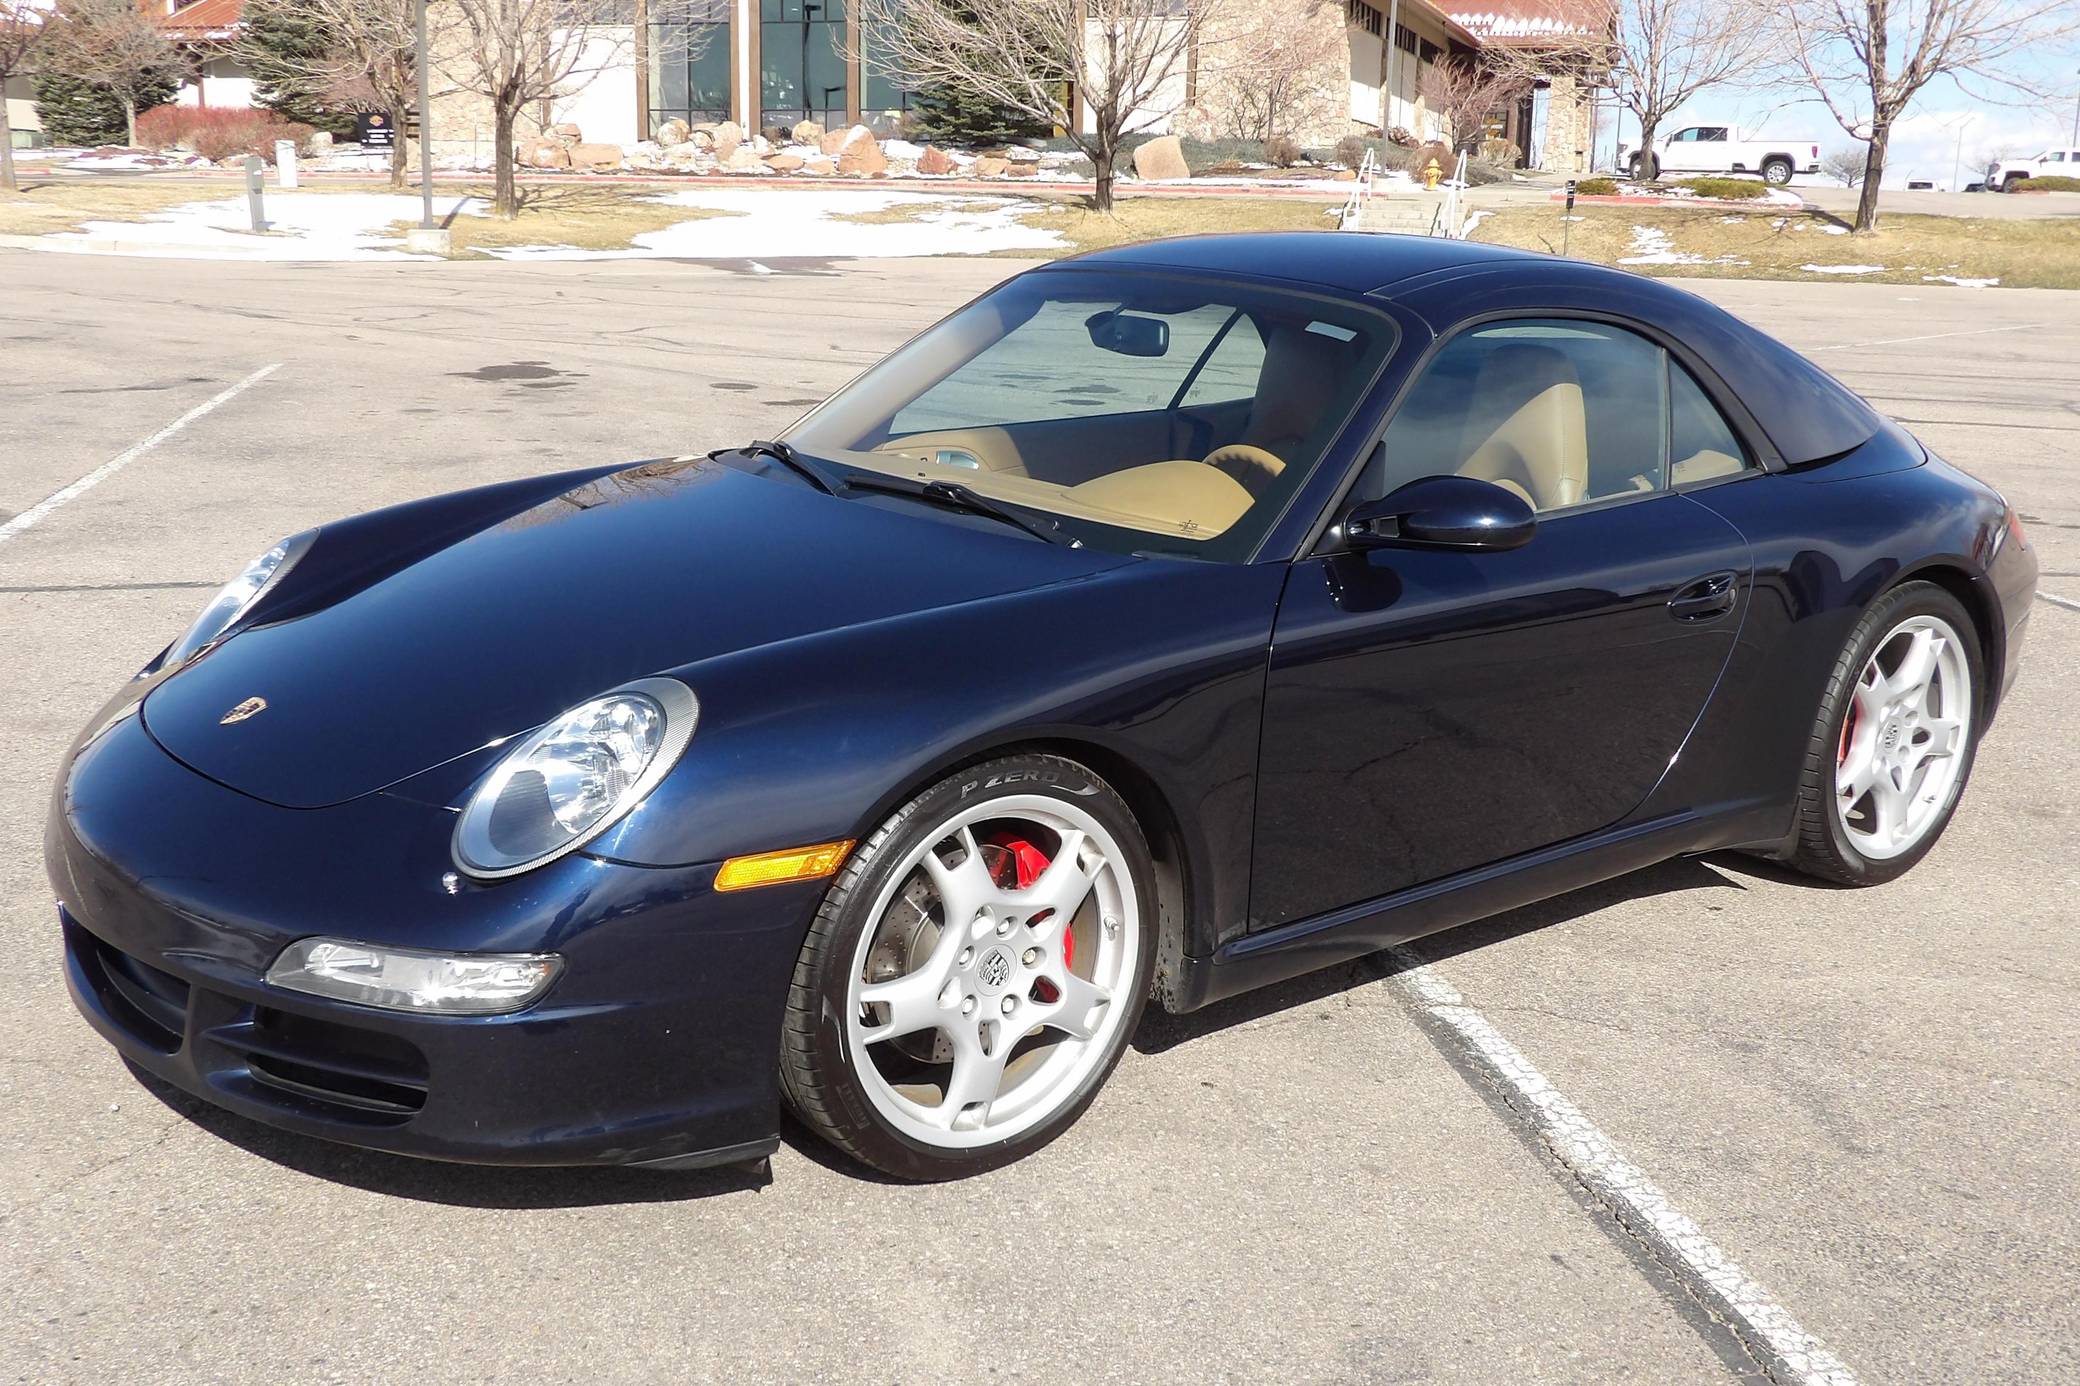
[1337,147,1378,229]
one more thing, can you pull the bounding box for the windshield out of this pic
[782,269,1396,560]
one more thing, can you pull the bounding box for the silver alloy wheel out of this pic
[1834,613,1972,861]
[844,794,1139,1149]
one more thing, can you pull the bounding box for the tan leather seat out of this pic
[1456,343,1589,510]
[1240,324,1350,462]
[1671,448,1744,485]
[1061,460,1254,535]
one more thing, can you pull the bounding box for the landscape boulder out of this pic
[723,146,764,172]
[711,120,744,148]
[838,137,888,176]
[803,157,836,175]
[972,156,1010,177]
[918,145,955,175]
[570,142,623,171]
[655,118,690,147]
[523,139,572,169]
[791,119,824,143]
[764,152,805,172]
[1132,134,1189,181]
[549,122,583,145]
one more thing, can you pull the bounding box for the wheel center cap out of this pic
[976,946,1013,992]
[1879,718,1905,753]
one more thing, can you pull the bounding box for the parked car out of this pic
[50,235,2037,1181]
[1632,125,1823,184]
[1987,148,2079,190]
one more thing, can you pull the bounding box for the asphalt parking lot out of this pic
[3,249,2075,1385]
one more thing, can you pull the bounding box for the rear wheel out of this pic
[780,753,1155,1179]
[1630,153,1659,181]
[1781,582,1982,885]
[1762,157,1795,186]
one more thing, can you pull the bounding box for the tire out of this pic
[1779,581,1984,886]
[779,753,1157,1180]
[1762,157,1794,186]
[1630,153,1658,181]
[2002,174,2026,193]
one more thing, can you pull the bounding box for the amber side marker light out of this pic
[714,840,855,892]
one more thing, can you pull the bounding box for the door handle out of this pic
[1668,571,1739,622]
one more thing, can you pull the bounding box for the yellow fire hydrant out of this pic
[1422,157,1443,190]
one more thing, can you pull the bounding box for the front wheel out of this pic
[1762,157,1795,186]
[780,753,1156,1179]
[1630,153,1658,181]
[1779,582,1983,885]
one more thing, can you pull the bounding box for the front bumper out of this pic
[47,710,821,1169]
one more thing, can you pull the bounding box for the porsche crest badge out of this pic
[219,696,269,725]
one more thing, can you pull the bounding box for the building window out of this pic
[1394,23,1418,56]
[649,0,733,130]
[1346,0,1382,37]
[761,0,849,131]
[860,17,913,131]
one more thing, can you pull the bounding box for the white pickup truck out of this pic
[1629,125,1823,186]
[1986,147,2078,191]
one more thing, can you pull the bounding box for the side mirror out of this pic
[1342,474,1536,552]
[1086,309,1170,358]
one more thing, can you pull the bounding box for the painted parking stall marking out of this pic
[2037,591,2080,613]
[1386,945,1861,1386]
[0,364,282,547]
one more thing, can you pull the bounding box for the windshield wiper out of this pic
[721,438,844,496]
[846,474,1082,548]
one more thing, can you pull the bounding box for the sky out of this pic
[1593,56,2080,189]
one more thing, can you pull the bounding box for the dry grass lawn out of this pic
[1006,193,1339,256]
[1467,204,2080,289]
[417,184,740,255]
[0,178,230,236]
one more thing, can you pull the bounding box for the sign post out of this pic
[244,156,268,233]
[401,0,450,254]
[275,140,298,189]
[1563,178,1577,256]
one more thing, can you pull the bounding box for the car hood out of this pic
[143,457,1131,809]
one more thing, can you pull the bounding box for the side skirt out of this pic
[1165,802,1785,1014]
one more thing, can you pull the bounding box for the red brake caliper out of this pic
[983,834,1073,989]
[1838,700,1858,767]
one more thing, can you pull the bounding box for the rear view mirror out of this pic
[1343,474,1536,552]
[1086,310,1170,358]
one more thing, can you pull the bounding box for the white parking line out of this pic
[2037,591,2080,613]
[1387,946,1860,1386]
[0,364,282,547]
[1805,322,2045,354]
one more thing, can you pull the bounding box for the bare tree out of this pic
[857,0,1224,212]
[1418,57,1529,152]
[238,0,427,189]
[39,0,182,147]
[1,0,49,192]
[1819,144,1866,185]
[442,0,711,219]
[1196,0,1344,142]
[1776,0,2080,231]
[1482,0,1769,180]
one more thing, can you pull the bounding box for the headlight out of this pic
[267,938,562,1014]
[166,534,310,666]
[452,676,699,879]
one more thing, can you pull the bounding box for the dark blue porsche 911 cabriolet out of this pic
[49,234,2036,1180]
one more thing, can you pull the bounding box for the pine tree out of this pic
[31,66,175,147]
[238,0,358,138]
[911,83,1049,147]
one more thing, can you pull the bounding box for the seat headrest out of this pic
[1245,323,1350,457]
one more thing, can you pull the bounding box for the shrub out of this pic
[1334,133,1367,168]
[1263,134,1303,167]
[136,106,317,163]
[2018,175,2080,193]
[1386,126,1418,147]
[1678,175,1768,200]
[1575,176,1619,196]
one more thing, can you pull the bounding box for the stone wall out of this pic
[1183,0,1352,147]
[1539,70,1592,174]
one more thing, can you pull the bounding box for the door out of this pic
[760,0,848,129]
[1248,319,1756,931]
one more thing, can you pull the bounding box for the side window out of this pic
[1673,128,1697,142]
[1701,127,1728,142]
[1179,312,1268,409]
[1364,319,1670,512]
[1668,362,1749,485]
[2050,151,2067,163]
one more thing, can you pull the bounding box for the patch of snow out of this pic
[881,139,925,160]
[49,193,489,260]
[64,150,210,171]
[483,189,1064,261]
[1818,223,1849,234]
[1461,210,1491,237]
[1617,224,1743,267]
[1922,274,1999,288]
[1801,263,1885,275]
